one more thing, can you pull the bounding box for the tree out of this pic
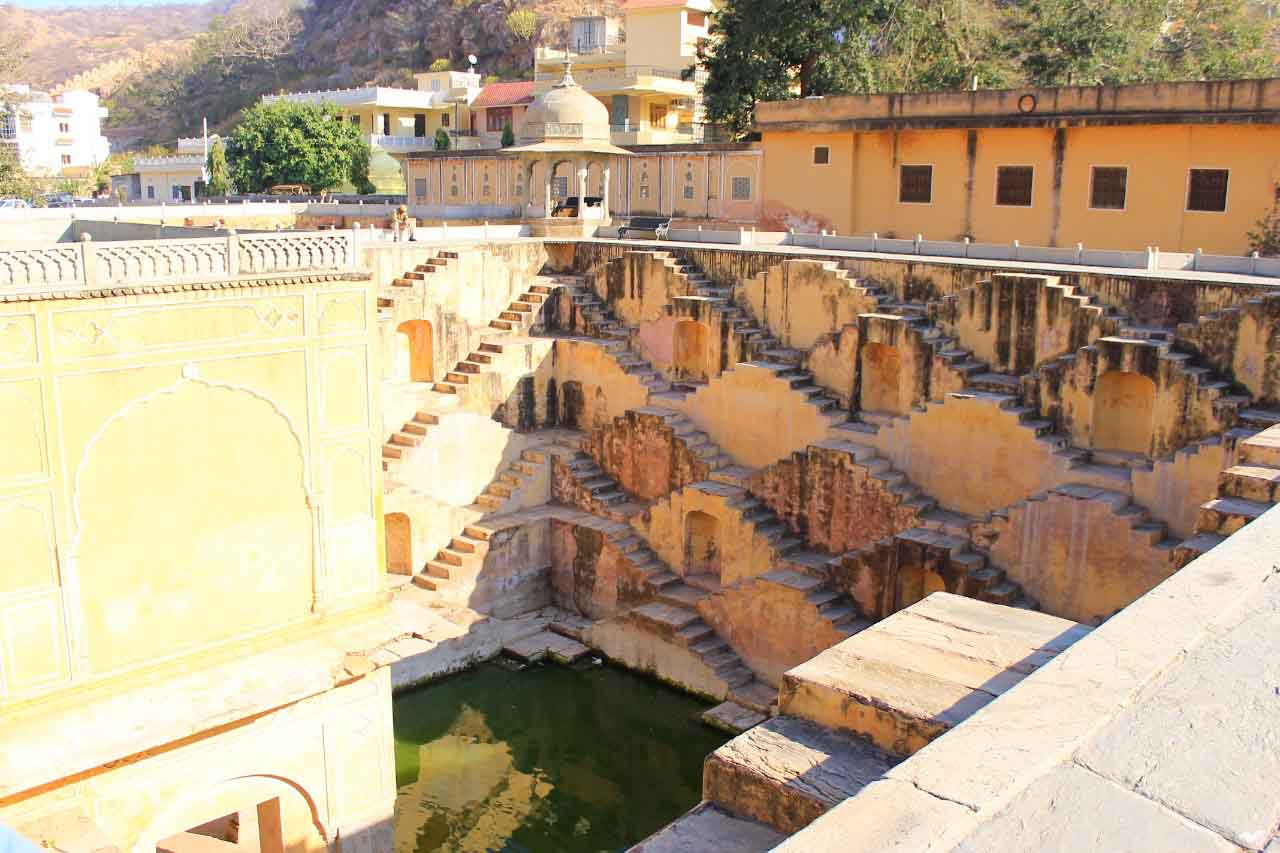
[1248,185,1280,257]
[434,128,451,151]
[206,138,231,197]
[225,101,372,193]
[429,58,453,72]
[0,146,33,200]
[500,122,515,147]
[506,9,537,41]
[697,0,894,137]
[0,30,28,84]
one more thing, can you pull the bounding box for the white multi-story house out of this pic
[263,70,484,154]
[0,86,110,178]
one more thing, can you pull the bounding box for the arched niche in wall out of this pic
[73,380,313,673]
[1092,370,1157,456]
[396,320,435,383]
[384,512,412,575]
[684,510,721,579]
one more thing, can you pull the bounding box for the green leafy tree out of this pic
[506,9,537,41]
[434,127,451,151]
[697,0,893,137]
[1248,185,1280,257]
[225,101,372,193]
[206,138,231,196]
[0,146,34,200]
[1153,0,1279,80]
[429,58,453,72]
[500,121,515,147]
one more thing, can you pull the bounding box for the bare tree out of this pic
[206,5,302,85]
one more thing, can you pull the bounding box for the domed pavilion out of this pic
[509,59,632,235]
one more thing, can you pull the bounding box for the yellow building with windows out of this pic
[534,0,716,146]
[755,78,1280,254]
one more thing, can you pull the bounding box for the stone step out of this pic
[1196,496,1271,535]
[630,802,785,853]
[703,715,895,836]
[778,592,1089,757]
[1240,427,1280,467]
[1218,464,1280,503]
[633,601,701,632]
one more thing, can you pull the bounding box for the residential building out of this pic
[755,77,1280,255]
[263,70,483,155]
[534,0,715,145]
[469,81,535,148]
[0,86,110,178]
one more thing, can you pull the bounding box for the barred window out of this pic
[414,178,428,200]
[1089,167,1127,210]
[899,165,932,204]
[813,146,830,165]
[683,183,695,200]
[731,176,751,201]
[1187,169,1228,212]
[995,166,1034,207]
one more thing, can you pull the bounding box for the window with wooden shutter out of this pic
[995,166,1034,207]
[1089,167,1128,210]
[899,165,933,204]
[1187,169,1228,212]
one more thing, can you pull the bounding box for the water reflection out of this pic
[393,661,730,852]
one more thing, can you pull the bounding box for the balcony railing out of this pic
[533,65,691,84]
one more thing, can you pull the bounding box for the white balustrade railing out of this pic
[0,230,357,289]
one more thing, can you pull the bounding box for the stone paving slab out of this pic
[629,802,785,853]
[703,715,896,835]
[701,701,767,735]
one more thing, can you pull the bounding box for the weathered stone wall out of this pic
[1034,337,1233,459]
[979,486,1179,624]
[549,518,652,620]
[748,443,924,555]
[674,362,840,470]
[698,575,849,686]
[737,259,883,351]
[376,242,550,386]
[644,483,778,587]
[930,274,1113,375]
[1176,293,1280,408]
[588,408,713,501]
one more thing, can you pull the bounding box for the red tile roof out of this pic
[473,81,536,108]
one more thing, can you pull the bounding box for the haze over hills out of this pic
[0,1,233,89]
[4,0,618,147]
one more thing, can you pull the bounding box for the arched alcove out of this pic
[673,319,711,382]
[396,320,435,383]
[860,342,903,414]
[75,381,313,673]
[142,774,327,853]
[384,512,412,575]
[1092,370,1156,455]
[684,510,721,578]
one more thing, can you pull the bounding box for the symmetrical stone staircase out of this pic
[377,250,458,324]
[1174,424,1280,566]
[431,276,569,397]
[411,447,551,594]
[839,525,1040,614]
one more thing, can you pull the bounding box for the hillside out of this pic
[0,1,230,89]
[5,0,617,147]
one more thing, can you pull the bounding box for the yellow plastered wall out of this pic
[762,122,1280,253]
[0,279,384,711]
[622,7,690,69]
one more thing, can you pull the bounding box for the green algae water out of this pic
[393,659,732,852]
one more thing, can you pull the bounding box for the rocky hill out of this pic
[6,0,618,147]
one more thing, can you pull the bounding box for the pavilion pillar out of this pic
[543,156,552,218]
[602,162,611,221]
[576,158,588,219]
